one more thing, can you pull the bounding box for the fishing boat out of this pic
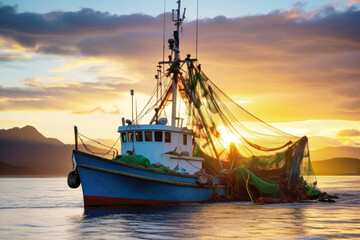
[68,0,322,206]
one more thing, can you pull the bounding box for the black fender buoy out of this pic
[67,170,81,188]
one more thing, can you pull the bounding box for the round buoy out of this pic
[67,170,81,188]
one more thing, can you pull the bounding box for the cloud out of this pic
[36,45,76,55]
[0,4,161,49]
[1,4,359,64]
[0,4,360,121]
[308,136,344,149]
[337,129,360,137]
[50,58,106,72]
[350,0,360,5]
[72,105,120,115]
[0,76,147,112]
[0,119,25,124]
[1,4,359,60]
[0,53,30,61]
[0,5,137,34]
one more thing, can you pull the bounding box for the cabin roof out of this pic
[118,124,192,133]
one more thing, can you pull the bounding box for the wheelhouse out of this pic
[118,124,203,174]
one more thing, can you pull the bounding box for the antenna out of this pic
[155,74,159,103]
[157,65,162,99]
[131,89,134,124]
[136,100,138,126]
[196,0,199,59]
[170,0,186,127]
[171,0,186,61]
[162,0,166,64]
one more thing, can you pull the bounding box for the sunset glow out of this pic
[0,0,359,151]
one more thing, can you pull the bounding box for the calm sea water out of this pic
[0,176,359,240]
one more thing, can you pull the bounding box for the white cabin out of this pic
[118,124,203,174]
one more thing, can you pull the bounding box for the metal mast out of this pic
[171,0,185,127]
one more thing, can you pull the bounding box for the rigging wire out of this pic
[78,133,120,158]
[136,76,172,123]
[197,67,297,138]
[207,78,296,138]
[162,0,166,64]
[196,0,199,59]
[135,85,157,122]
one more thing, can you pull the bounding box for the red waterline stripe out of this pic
[84,196,205,206]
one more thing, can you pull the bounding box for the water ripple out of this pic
[0,176,359,239]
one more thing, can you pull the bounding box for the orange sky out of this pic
[0,1,359,148]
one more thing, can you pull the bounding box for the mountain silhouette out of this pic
[0,125,112,175]
[310,146,360,160]
[1,126,359,175]
[312,158,360,175]
[0,125,63,145]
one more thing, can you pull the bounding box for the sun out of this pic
[217,125,243,146]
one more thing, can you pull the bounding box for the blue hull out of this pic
[73,151,226,206]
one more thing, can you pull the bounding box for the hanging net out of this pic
[176,61,319,201]
[139,58,320,202]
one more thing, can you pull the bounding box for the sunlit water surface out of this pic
[0,176,359,239]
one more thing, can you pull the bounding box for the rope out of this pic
[209,180,222,201]
[207,77,297,138]
[135,84,157,123]
[186,159,202,170]
[246,170,255,204]
[139,76,172,124]
[245,170,263,205]
[78,133,120,158]
[78,135,113,157]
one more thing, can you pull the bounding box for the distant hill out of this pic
[1,125,359,176]
[308,136,343,150]
[0,162,40,175]
[310,146,360,160]
[0,126,112,175]
[0,125,63,145]
[312,158,360,175]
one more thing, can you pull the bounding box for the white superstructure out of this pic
[116,1,205,175]
[118,124,203,174]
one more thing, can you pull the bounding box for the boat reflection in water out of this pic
[1,177,358,239]
[77,186,360,240]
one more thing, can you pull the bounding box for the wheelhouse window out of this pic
[121,132,127,143]
[165,132,171,143]
[145,131,152,142]
[183,134,187,145]
[135,131,143,142]
[127,132,134,142]
[154,131,163,142]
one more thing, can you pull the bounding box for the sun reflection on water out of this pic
[72,201,360,239]
[0,176,359,239]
